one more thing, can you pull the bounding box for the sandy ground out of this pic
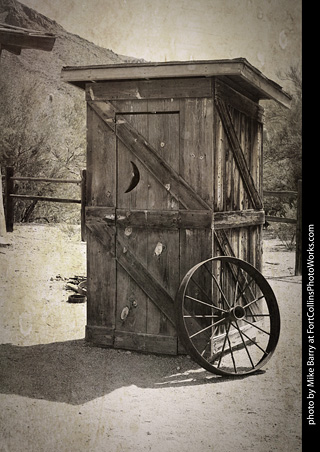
[0,224,302,452]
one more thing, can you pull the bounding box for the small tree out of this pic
[263,66,302,192]
[263,66,302,242]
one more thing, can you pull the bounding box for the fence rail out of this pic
[4,166,87,241]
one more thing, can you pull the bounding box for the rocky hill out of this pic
[0,0,143,223]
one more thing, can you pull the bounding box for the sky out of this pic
[20,0,302,86]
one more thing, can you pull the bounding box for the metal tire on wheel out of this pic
[175,256,280,376]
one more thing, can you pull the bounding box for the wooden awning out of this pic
[0,23,56,55]
[61,58,292,108]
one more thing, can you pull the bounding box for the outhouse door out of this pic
[85,93,215,355]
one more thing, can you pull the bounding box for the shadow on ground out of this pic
[0,339,256,405]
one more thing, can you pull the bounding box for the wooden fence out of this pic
[264,179,302,276]
[3,166,87,241]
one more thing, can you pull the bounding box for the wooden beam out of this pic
[0,26,55,52]
[265,216,296,224]
[215,97,263,210]
[1,44,21,55]
[10,194,81,204]
[213,209,265,229]
[86,78,213,101]
[86,207,264,230]
[62,58,292,108]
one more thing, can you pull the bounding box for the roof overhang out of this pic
[0,23,56,55]
[61,58,292,108]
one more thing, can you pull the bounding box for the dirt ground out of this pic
[0,224,302,452]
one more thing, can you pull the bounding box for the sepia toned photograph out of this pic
[0,1,303,451]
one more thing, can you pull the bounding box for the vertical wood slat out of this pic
[80,169,87,241]
[147,100,180,336]
[5,166,14,232]
[87,103,116,206]
[86,104,117,335]
[215,97,263,211]
[115,101,149,336]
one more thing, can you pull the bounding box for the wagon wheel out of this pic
[175,256,280,376]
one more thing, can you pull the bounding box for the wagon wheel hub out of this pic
[229,305,246,321]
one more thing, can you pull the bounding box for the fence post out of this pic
[81,169,87,242]
[295,179,302,276]
[5,166,14,232]
[0,166,9,244]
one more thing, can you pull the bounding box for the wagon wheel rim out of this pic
[175,256,281,376]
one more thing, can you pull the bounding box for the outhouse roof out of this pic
[61,58,291,108]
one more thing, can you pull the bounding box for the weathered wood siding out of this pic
[85,76,264,353]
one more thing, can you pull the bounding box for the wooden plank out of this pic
[85,325,114,347]
[115,105,149,336]
[10,194,81,203]
[116,234,176,326]
[213,209,265,229]
[214,229,235,257]
[214,111,225,211]
[5,166,14,232]
[62,59,250,82]
[265,216,297,224]
[115,209,212,229]
[180,98,214,207]
[87,103,116,206]
[92,102,210,210]
[86,205,116,220]
[215,97,263,210]
[87,208,264,230]
[86,78,212,101]
[11,176,81,184]
[81,169,87,242]
[86,224,117,331]
[0,29,55,51]
[114,331,177,355]
[215,79,264,121]
[1,44,21,55]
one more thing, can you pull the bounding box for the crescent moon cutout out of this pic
[124,161,140,193]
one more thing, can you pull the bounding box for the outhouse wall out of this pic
[82,74,265,354]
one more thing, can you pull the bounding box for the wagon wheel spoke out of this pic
[203,263,232,309]
[175,256,281,377]
[230,322,269,356]
[185,295,228,313]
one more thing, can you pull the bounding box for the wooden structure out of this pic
[0,23,55,55]
[62,59,291,355]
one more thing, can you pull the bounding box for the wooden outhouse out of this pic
[61,59,291,355]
